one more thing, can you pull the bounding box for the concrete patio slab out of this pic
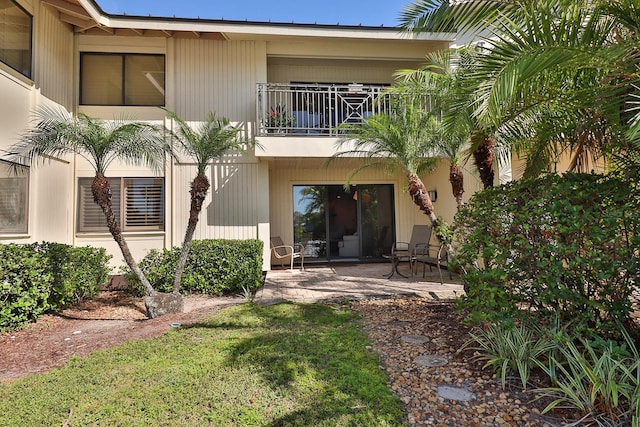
[256,262,464,304]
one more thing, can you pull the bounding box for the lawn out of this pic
[0,302,407,426]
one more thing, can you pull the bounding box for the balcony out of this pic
[256,83,391,136]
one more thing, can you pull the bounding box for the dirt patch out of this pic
[0,292,243,381]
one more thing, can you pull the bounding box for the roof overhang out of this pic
[43,0,455,43]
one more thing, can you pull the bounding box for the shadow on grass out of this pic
[194,302,408,425]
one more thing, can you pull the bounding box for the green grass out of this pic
[0,302,407,426]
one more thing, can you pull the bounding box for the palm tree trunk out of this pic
[408,173,439,229]
[471,131,495,189]
[92,173,156,297]
[173,174,210,294]
[449,163,464,208]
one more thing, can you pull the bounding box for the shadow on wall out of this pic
[207,162,260,227]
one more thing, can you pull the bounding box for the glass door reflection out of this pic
[293,185,327,260]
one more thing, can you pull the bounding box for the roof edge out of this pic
[79,0,456,41]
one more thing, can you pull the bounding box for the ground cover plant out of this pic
[0,302,407,426]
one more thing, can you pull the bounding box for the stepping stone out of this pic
[437,385,475,402]
[388,320,410,326]
[415,355,448,367]
[401,335,430,344]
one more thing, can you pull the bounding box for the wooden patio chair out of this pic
[270,236,304,270]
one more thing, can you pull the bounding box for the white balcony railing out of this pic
[256,83,392,136]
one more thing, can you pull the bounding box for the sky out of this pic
[95,0,411,27]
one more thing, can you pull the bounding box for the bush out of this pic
[0,242,110,331]
[453,173,640,338]
[34,243,111,310]
[125,239,264,296]
[0,244,53,331]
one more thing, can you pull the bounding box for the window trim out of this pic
[0,0,33,79]
[0,161,29,234]
[77,177,165,233]
[79,52,166,106]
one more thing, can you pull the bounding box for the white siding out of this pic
[172,161,263,242]
[172,39,262,123]
[268,60,419,85]
[34,2,74,109]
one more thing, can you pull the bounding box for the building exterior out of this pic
[0,0,487,271]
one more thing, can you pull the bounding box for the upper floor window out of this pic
[0,161,28,234]
[80,53,165,106]
[0,0,32,78]
[77,177,164,232]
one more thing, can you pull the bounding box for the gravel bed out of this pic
[351,297,565,427]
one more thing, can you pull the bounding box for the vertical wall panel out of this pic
[173,39,260,123]
[267,62,401,85]
[34,3,74,109]
[172,162,261,244]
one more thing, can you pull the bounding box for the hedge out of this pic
[124,239,264,296]
[0,243,111,331]
[453,172,640,338]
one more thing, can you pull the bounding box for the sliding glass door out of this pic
[292,184,394,261]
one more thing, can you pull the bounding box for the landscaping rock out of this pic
[145,293,184,318]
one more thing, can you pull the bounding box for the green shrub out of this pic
[0,244,53,331]
[453,173,640,338]
[33,242,111,310]
[0,242,110,331]
[125,239,264,296]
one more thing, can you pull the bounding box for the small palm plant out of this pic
[10,105,168,299]
[162,109,244,294]
[331,89,440,230]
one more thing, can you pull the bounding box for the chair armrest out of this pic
[271,245,294,258]
[412,243,438,256]
[392,242,410,253]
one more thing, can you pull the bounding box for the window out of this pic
[0,0,32,78]
[80,53,165,106]
[0,161,28,234]
[77,177,164,232]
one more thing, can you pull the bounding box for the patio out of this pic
[257,262,464,304]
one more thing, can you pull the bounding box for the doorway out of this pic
[292,184,395,261]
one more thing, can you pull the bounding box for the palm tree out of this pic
[400,0,640,176]
[394,50,472,206]
[163,109,244,294]
[331,91,441,229]
[10,105,167,297]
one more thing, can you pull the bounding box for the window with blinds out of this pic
[0,165,28,234]
[124,178,164,229]
[0,0,32,79]
[77,177,164,232]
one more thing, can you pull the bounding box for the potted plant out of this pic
[266,104,295,132]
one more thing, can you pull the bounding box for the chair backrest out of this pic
[270,236,288,257]
[408,225,432,254]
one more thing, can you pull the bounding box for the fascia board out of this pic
[76,0,455,42]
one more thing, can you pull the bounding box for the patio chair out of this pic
[385,225,431,278]
[270,236,304,270]
[412,241,451,284]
